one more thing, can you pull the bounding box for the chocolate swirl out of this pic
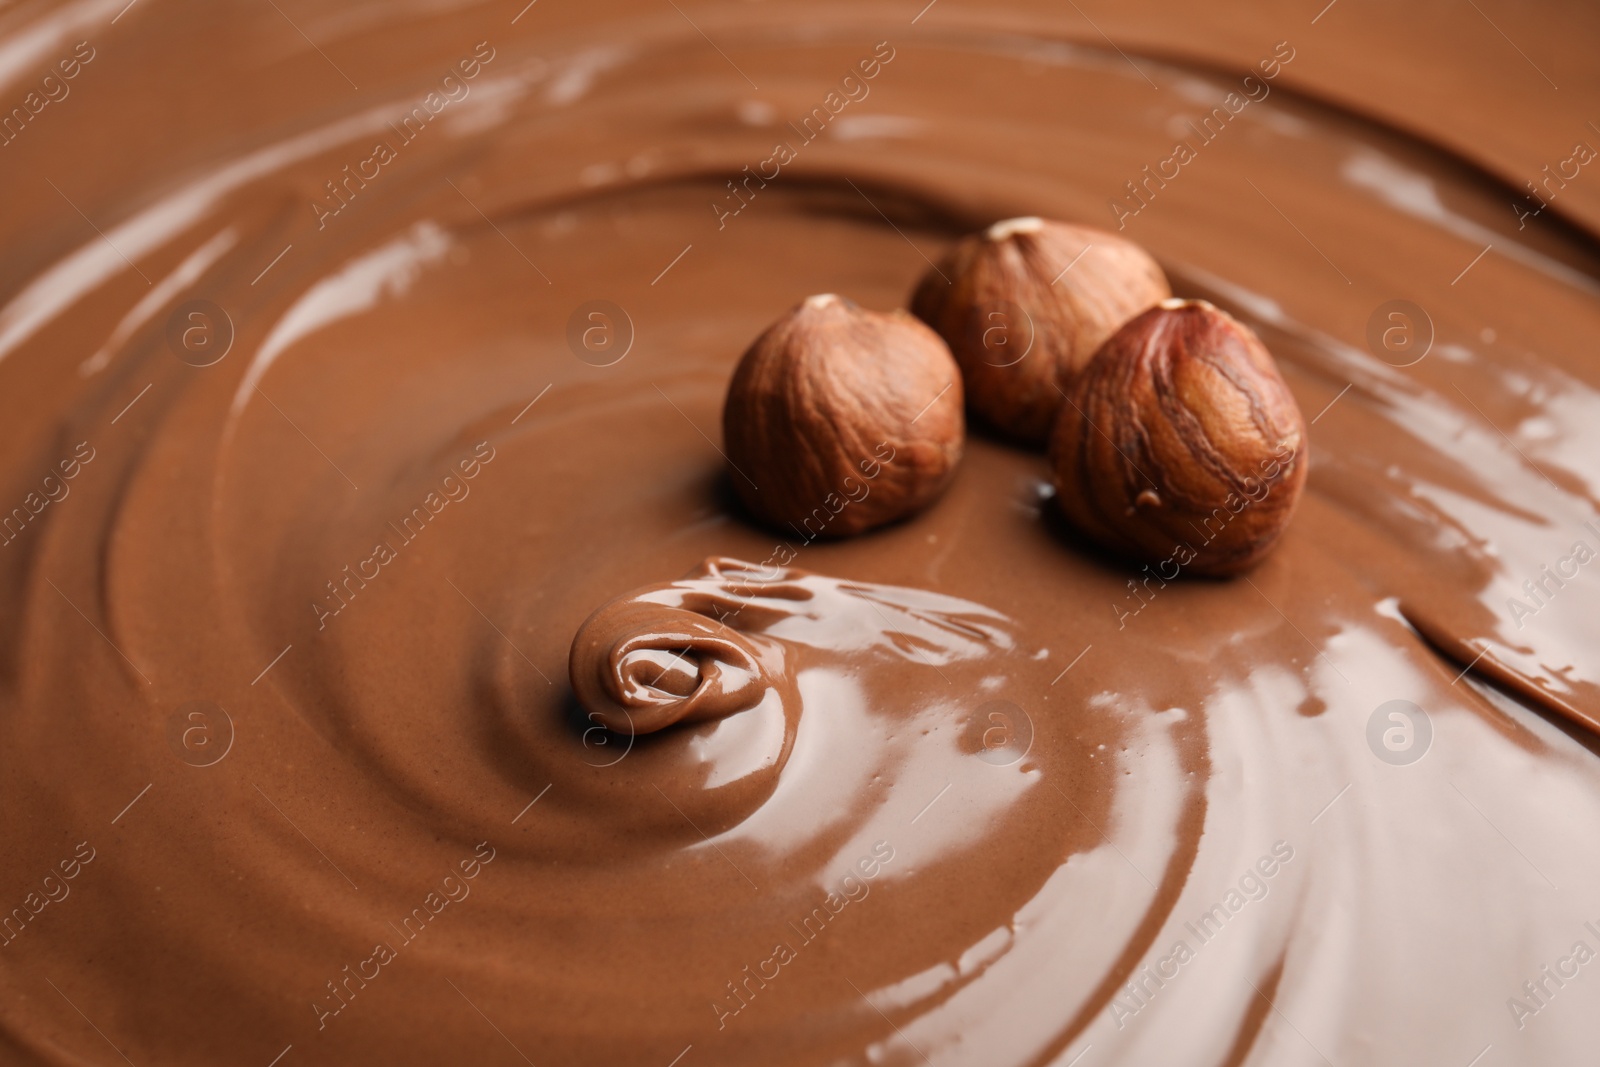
[567,555,1020,737]
[569,562,788,734]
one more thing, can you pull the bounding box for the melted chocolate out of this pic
[1,3,1598,1065]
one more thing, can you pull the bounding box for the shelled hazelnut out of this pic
[1048,299,1307,576]
[722,294,963,537]
[911,217,1169,445]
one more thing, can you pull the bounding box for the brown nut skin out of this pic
[911,217,1170,446]
[722,294,964,537]
[1048,299,1308,577]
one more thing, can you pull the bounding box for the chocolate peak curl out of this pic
[569,571,788,735]
[569,556,1019,740]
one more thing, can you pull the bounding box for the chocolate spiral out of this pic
[568,572,788,734]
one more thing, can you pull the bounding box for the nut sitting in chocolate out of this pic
[910,216,1170,446]
[1048,298,1307,576]
[722,294,963,537]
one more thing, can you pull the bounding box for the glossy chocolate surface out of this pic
[1,2,1598,1064]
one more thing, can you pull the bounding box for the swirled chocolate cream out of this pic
[1,2,1599,1065]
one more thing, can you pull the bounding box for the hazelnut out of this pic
[911,217,1170,446]
[722,294,963,537]
[1048,299,1307,576]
